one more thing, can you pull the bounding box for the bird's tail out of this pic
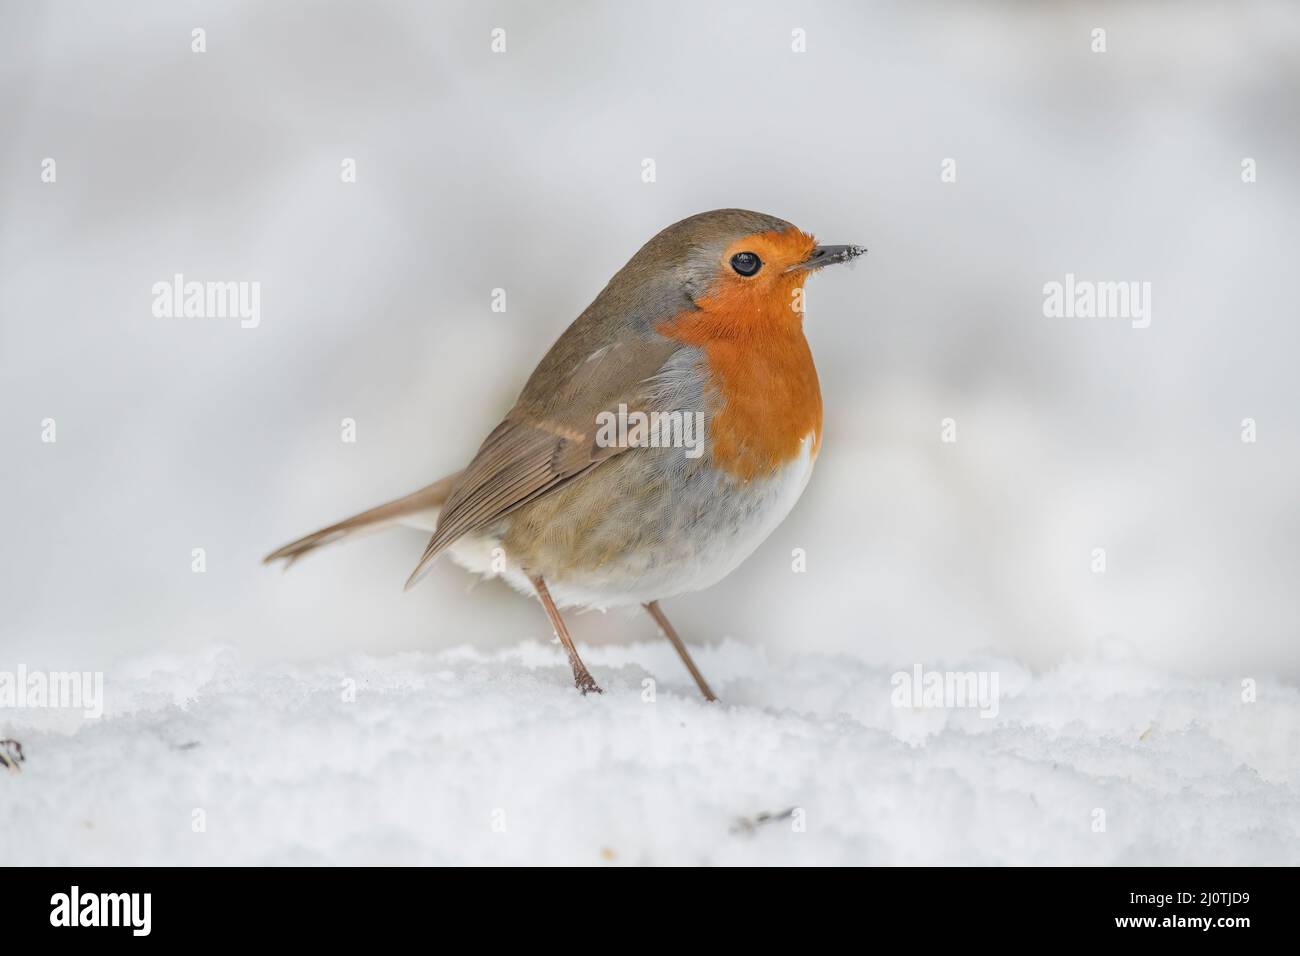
[263,472,462,569]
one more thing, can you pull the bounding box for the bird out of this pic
[265,209,865,700]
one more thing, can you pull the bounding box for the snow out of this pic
[3,640,1297,866]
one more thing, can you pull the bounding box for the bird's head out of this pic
[616,209,865,339]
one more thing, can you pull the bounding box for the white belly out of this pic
[443,432,818,609]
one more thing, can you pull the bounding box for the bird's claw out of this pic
[576,673,604,695]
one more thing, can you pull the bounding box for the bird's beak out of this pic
[788,244,867,272]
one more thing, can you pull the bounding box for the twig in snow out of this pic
[1,739,25,773]
[731,806,796,835]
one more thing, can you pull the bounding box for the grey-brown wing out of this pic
[404,337,681,588]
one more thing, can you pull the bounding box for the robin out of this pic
[266,209,865,700]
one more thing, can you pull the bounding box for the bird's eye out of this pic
[730,252,762,277]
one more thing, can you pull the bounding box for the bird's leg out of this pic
[643,601,718,703]
[530,575,602,695]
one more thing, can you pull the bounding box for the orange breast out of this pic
[657,275,822,481]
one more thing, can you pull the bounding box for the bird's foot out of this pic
[574,669,604,695]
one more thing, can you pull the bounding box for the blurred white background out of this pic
[2,0,1297,680]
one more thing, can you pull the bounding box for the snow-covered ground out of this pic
[3,639,1296,866]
